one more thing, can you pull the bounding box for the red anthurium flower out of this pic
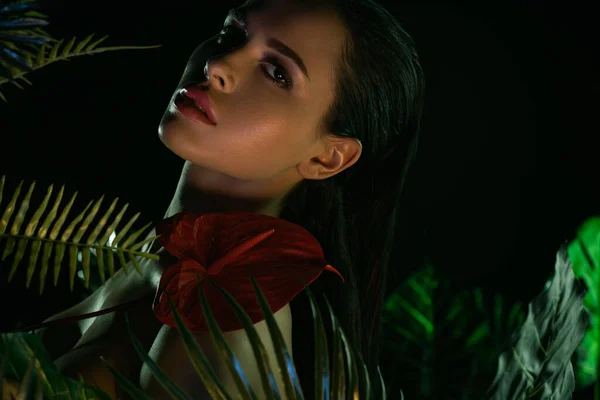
[152,212,344,333]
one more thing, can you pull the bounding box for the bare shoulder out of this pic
[53,258,166,397]
[140,303,294,399]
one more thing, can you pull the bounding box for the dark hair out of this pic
[244,0,425,393]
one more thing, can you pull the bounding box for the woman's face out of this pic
[158,1,355,183]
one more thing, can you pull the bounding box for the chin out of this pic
[158,114,195,160]
[158,101,201,151]
[158,107,176,144]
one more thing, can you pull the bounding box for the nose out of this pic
[204,58,236,93]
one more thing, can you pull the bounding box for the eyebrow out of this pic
[226,8,310,81]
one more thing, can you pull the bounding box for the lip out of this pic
[174,96,215,126]
[178,84,217,125]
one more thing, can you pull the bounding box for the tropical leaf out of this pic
[0,0,42,16]
[0,0,51,84]
[380,260,525,399]
[486,243,589,399]
[105,271,388,399]
[0,32,160,101]
[567,217,600,393]
[0,330,111,399]
[0,175,159,294]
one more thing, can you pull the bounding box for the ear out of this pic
[297,137,362,180]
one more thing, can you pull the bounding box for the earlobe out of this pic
[297,138,362,180]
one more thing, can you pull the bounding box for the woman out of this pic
[32,0,425,398]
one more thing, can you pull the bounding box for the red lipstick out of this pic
[176,85,217,125]
[174,96,214,126]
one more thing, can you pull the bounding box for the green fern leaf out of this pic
[0,176,159,295]
[70,195,105,287]
[55,199,93,290]
[0,33,160,101]
[47,38,62,62]
[94,202,129,283]
[19,182,54,287]
[1,43,33,68]
[84,34,108,52]
[193,273,260,399]
[46,187,79,288]
[10,80,24,90]
[249,273,302,399]
[3,180,34,264]
[100,357,153,400]
[381,261,525,399]
[23,51,33,68]
[211,272,296,399]
[306,279,330,399]
[110,211,141,276]
[14,356,43,399]
[106,270,386,399]
[34,42,45,65]
[73,33,94,54]
[486,244,588,399]
[121,221,154,276]
[23,11,49,20]
[325,294,347,399]
[18,75,31,85]
[567,217,600,391]
[60,36,76,58]
[0,3,45,101]
[164,291,233,399]
[124,314,192,400]
[0,331,111,399]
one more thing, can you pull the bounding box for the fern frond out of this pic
[0,34,160,101]
[381,261,526,399]
[0,175,159,295]
[108,272,388,400]
[0,0,50,98]
[0,331,112,399]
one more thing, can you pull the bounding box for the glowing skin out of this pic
[53,3,364,399]
[158,1,362,218]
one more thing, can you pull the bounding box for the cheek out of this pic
[255,110,316,152]
[227,118,298,162]
[214,116,312,179]
[227,97,306,147]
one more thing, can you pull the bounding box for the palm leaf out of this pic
[567,217,600,394]
[0,32,160,101]
[381,260,525,399]
[0,0,50,83]
[0,175,159,294]
[107,271,388,399]
[0,330,111,399]
[485,243,589,399]
[0,1,42,16]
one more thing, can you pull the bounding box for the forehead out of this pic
[241,0,335,16]
[242,0,342,34]
[242,1,347,75]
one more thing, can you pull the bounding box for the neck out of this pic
[144,161,299,278]
[164,161,291,219]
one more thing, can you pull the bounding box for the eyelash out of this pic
[216,24,294,91]
[260,57,294,90]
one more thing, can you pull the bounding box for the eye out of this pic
[261,56,294,90]
[215,22,293,91]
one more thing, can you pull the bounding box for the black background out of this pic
[0,0,597,363]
